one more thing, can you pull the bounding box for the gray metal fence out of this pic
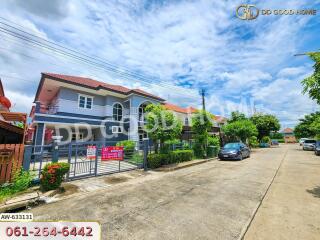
[24,140,145,181]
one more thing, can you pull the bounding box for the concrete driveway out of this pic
[29,144,318,240]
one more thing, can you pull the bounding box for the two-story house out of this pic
[163,102,222,141]
[29,73,165,147]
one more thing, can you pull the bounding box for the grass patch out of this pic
[0,169,34,203]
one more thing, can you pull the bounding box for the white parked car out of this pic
[299,138,308,146]
[303,139,316,151]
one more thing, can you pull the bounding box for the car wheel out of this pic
[239,153,243,161]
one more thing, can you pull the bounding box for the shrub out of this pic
[182,142,191,150]
[208,136,220,148]
[0,169,34,202]
[193,142,205,158]
[261,136,271,143]
[164,139,180,145]
[147,154,167,169]
[116,140,136,158]
[207,136,220,157]
[147,150,193,168]
[270,132,283,139]
[170,150,193,163]
[116,140,135,151]
[249,136,259,148]
[40,162,70,192]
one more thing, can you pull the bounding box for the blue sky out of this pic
[0,0,319,128]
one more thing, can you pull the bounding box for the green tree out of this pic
[250,113,280,140]
[228,111,247,123]
[222,119,258,143]
[144,104,182,153]
[302,53,320,104]
[294,112,320,139]
[191,110,214,158]
[310,115,320,139]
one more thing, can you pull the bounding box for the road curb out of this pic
[155,158,217,172]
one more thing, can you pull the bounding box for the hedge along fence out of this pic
[147,150,193,169]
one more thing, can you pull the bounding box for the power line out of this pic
[0,19,200,99]
[0,38,199,102]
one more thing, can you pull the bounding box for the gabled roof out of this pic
[164,103,198,114]
[213,115,228,123]
[282,128,294,133]
[35,73,165,102]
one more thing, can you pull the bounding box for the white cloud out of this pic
[0,0,318,127]
[277,66,311,78]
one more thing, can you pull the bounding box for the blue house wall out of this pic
[33,86,163,146]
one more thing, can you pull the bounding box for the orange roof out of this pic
[213,115,228,123]
[282,128,293,133]
[164,103,198,114]
[37,73,165,101]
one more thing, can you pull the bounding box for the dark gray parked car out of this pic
[218,142,250,160]
[303,139,316,151]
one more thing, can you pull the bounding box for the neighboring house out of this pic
[163,102,221,141]
[281,128,296,143]
[163,103,197,127]
[29,73,165,147]
[213,115,227,127]
[0,79,27,144]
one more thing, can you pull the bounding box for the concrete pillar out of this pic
[129,106,139,144]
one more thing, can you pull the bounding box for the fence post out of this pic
[23,145,32,171]
[66,143,72,181]
[143,138,149,171]
[94,147,98,176]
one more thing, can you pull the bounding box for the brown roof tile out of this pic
[164,103,198,114]
[41,73,165,101]
[282,128,293,133]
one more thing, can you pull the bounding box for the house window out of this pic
[113,103,123,121]
[78,95,93,109]
[139,102,149,122]
[112,126,123,133]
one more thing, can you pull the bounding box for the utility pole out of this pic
[201,88,206,111]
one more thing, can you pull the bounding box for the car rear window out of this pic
[304,140,316,143]
[224,143,240,149]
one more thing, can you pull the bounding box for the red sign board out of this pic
[101,146,124,161]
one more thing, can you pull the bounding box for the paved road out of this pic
[30,145,290,239]
[244,144,320,240]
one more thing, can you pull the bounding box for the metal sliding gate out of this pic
[26,141,144,181]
